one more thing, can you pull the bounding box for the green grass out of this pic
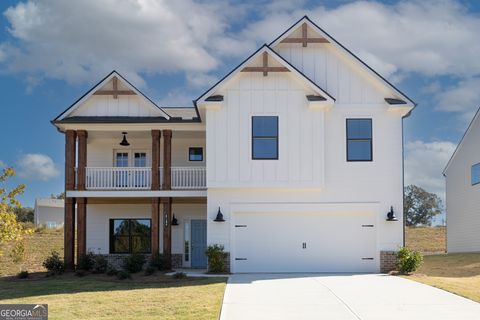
[0,227,64,276]
[0,273,227,320]
[405,253,480,302]
[1,228,227,319]
[405,226,446,253]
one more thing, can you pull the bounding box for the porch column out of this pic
[64,130,76,271]
[77,130,88,191]
[162,130,172,190]
[162,197,172,256]
[151,198,160,256]
[151,130,161,190]
[76,197,87,260]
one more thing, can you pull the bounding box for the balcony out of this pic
[81,167,206,190]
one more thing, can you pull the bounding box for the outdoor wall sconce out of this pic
[214,207,225,222]
[386,206,398,221]
[171,214,179,226]
[119,132,130,146]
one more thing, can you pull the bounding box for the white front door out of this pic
[233,211,377,273]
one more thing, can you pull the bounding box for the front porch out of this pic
[62,128,207,270]
[78,198,208,270]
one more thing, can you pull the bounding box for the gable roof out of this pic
[270,16,416,109]
[443,106,480,175]
[196,44,335,105]
[53,70,171,121]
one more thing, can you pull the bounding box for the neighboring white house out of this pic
[443,107,480,253]
[34,198,64,228]
[52,16,415,273]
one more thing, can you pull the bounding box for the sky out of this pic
[0,0,479,218]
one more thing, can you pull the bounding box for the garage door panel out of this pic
[234,211,376,273]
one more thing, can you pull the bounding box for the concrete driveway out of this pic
[220,274,480,320]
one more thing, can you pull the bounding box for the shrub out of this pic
[117,270,131,280]
[144,265,156,276]
[123,253,146,273]
[77,252,95,271]
[397,247,423,274]
[17,270,29,279]
[42,251,66,275]
[173,272,187,279]
[205,244,227,273]
[106,265,118,276]
[92,256,108,274]
[149,254,171,271]
[75,269,88,277]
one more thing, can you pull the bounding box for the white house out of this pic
[443,107,480,253]
[52,16,415,273]
[34,198,65,228]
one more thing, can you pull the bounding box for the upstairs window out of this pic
[472,163,480,186]
[189,147,203,161]
[252,116,278,160]
[347,119,372,161]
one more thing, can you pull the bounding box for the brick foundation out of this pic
[97,254,151,270]
[380,251,397,273]
[171,254,183,269]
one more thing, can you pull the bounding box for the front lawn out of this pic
[406,252,480,302]
[0,273,227,320]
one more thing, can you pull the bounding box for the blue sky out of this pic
[0,0,480,213]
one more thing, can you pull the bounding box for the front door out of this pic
[115,152,129,187]
[191,219,207,268]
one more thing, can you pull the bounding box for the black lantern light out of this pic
[119,132,130,146]
[172,214,179,226]
[214,207,225,222]
[386,206,398,221]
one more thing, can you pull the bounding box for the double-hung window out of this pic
[472,163,480,186]
[346,118,373,161]
[252,116,278,160]
[109,219,151,254]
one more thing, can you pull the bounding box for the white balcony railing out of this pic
[86,167,152,190]
[171,167,206,190]
[82,167,206,190]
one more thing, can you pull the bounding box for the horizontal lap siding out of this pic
[446,115,480,252]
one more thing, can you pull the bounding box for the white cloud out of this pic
[17,153,60,181]
[4,0,480,88]
[404,140,456,199]
[1,0,242,86]
[434,77,480,123]
[0,160,6,169]
[229,1,480,79]
[186,72,218,88]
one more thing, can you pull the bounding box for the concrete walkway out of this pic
[220,274,480,320]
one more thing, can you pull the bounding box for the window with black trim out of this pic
[109,219,151,254]
[189,147,203,161]
[472,163,480,186]
[252,116,278,160]
[346,119,372,161]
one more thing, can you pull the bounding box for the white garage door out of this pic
[233,211,377,273]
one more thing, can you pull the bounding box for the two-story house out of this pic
[53,16,415,273]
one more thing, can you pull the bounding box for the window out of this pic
[109,219,151,254]
[472,163,480,186]
[189,147,203,161]
[346,119,372,161]
[252,116,278,160]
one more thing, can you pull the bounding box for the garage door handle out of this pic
[235,258,247,261]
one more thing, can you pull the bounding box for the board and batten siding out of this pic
[446,114,480,253]
[274,43,390,105]
[206,71,324,188]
